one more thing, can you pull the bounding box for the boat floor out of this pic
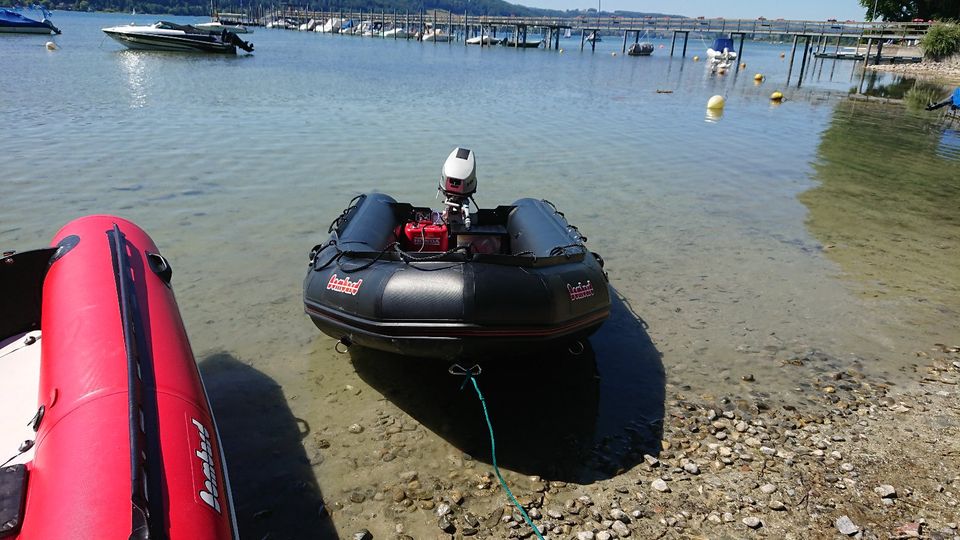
[0,330,41,466]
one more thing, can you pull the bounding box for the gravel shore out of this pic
[305,344,960,540]
[867,56,960,83]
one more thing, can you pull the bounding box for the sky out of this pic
[524,0,869,21]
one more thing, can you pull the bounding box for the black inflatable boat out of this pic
[302,193,610,360]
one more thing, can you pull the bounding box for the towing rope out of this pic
[448,364,545,540]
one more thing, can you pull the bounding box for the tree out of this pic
[859,0,960,21]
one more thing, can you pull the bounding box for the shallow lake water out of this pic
[2,11,958,538]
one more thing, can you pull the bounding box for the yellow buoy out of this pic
[771,91,784,102]
[740,63,746,69]
[45,41,57,50]
[717,68,727,75]
[692,55,700,62]
[754,73,764,82]
[707,95,726,110]
[780,52,785,58]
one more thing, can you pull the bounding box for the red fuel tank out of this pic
[402,220,448,252]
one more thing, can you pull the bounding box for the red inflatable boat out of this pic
[0,215,237,540]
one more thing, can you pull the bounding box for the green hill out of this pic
[47,0,677,19]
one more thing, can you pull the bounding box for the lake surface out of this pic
[2,11,958,538]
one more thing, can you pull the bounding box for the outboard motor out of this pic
[439,147,477,229]
[223,29,254,52]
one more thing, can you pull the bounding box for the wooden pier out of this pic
[241,9,931,84]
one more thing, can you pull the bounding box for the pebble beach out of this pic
[227,343,960,540]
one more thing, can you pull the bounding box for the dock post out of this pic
[432,10,436,43]
[591,29,597,52]
[797,36,811,87]
[464,11,468,45]
[555,26,561,49]
[622,30,627,53]
[786,34,800,82]
[874,30,884,63]
[864,37,874,65]
[580,28,585,51]
[736,32,745,66]
[834,33,842,54]
[670,30,677,56]
[681,31,688,57]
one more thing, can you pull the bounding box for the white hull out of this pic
[466,35,500,45]
[422,30,450,42]
[0,331,41,466]
[382,28,408,38]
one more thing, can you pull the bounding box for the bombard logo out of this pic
[326,273,363,295]
[192,418,222,513]
[567,280,594,301]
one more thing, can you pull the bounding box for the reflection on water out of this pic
[938,128,960,161]
[800,98,960,339]
[119,51,148,108]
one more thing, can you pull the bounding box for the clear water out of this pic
[3,11,959,537]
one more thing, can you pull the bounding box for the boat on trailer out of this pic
[0,215,237,540]
[303,148,610,360]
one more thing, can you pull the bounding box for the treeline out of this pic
[40,0,673,19]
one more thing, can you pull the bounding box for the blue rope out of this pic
[454,367,545,540]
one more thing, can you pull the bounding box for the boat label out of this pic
[191,418,222,513]
[567,280,594,301]
[326,273,363,295]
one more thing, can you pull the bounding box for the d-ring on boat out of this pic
[303,148,611,360]
[0,215,237,539]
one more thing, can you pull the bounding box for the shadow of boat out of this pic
[351,286,664,484]
[200,352,339,540]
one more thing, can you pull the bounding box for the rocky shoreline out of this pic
[867,56,960,83]
[304,344,960,540]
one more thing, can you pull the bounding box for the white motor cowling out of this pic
[441,147,477,197]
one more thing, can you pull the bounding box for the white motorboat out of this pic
[297,19,316,31]
[102,21,254,53]
[707,38,737,69]
[422,29,450,42]
[194,21,252,33]
[466,35,500,45]
[382,27,408,38]
[314,17,341,32]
